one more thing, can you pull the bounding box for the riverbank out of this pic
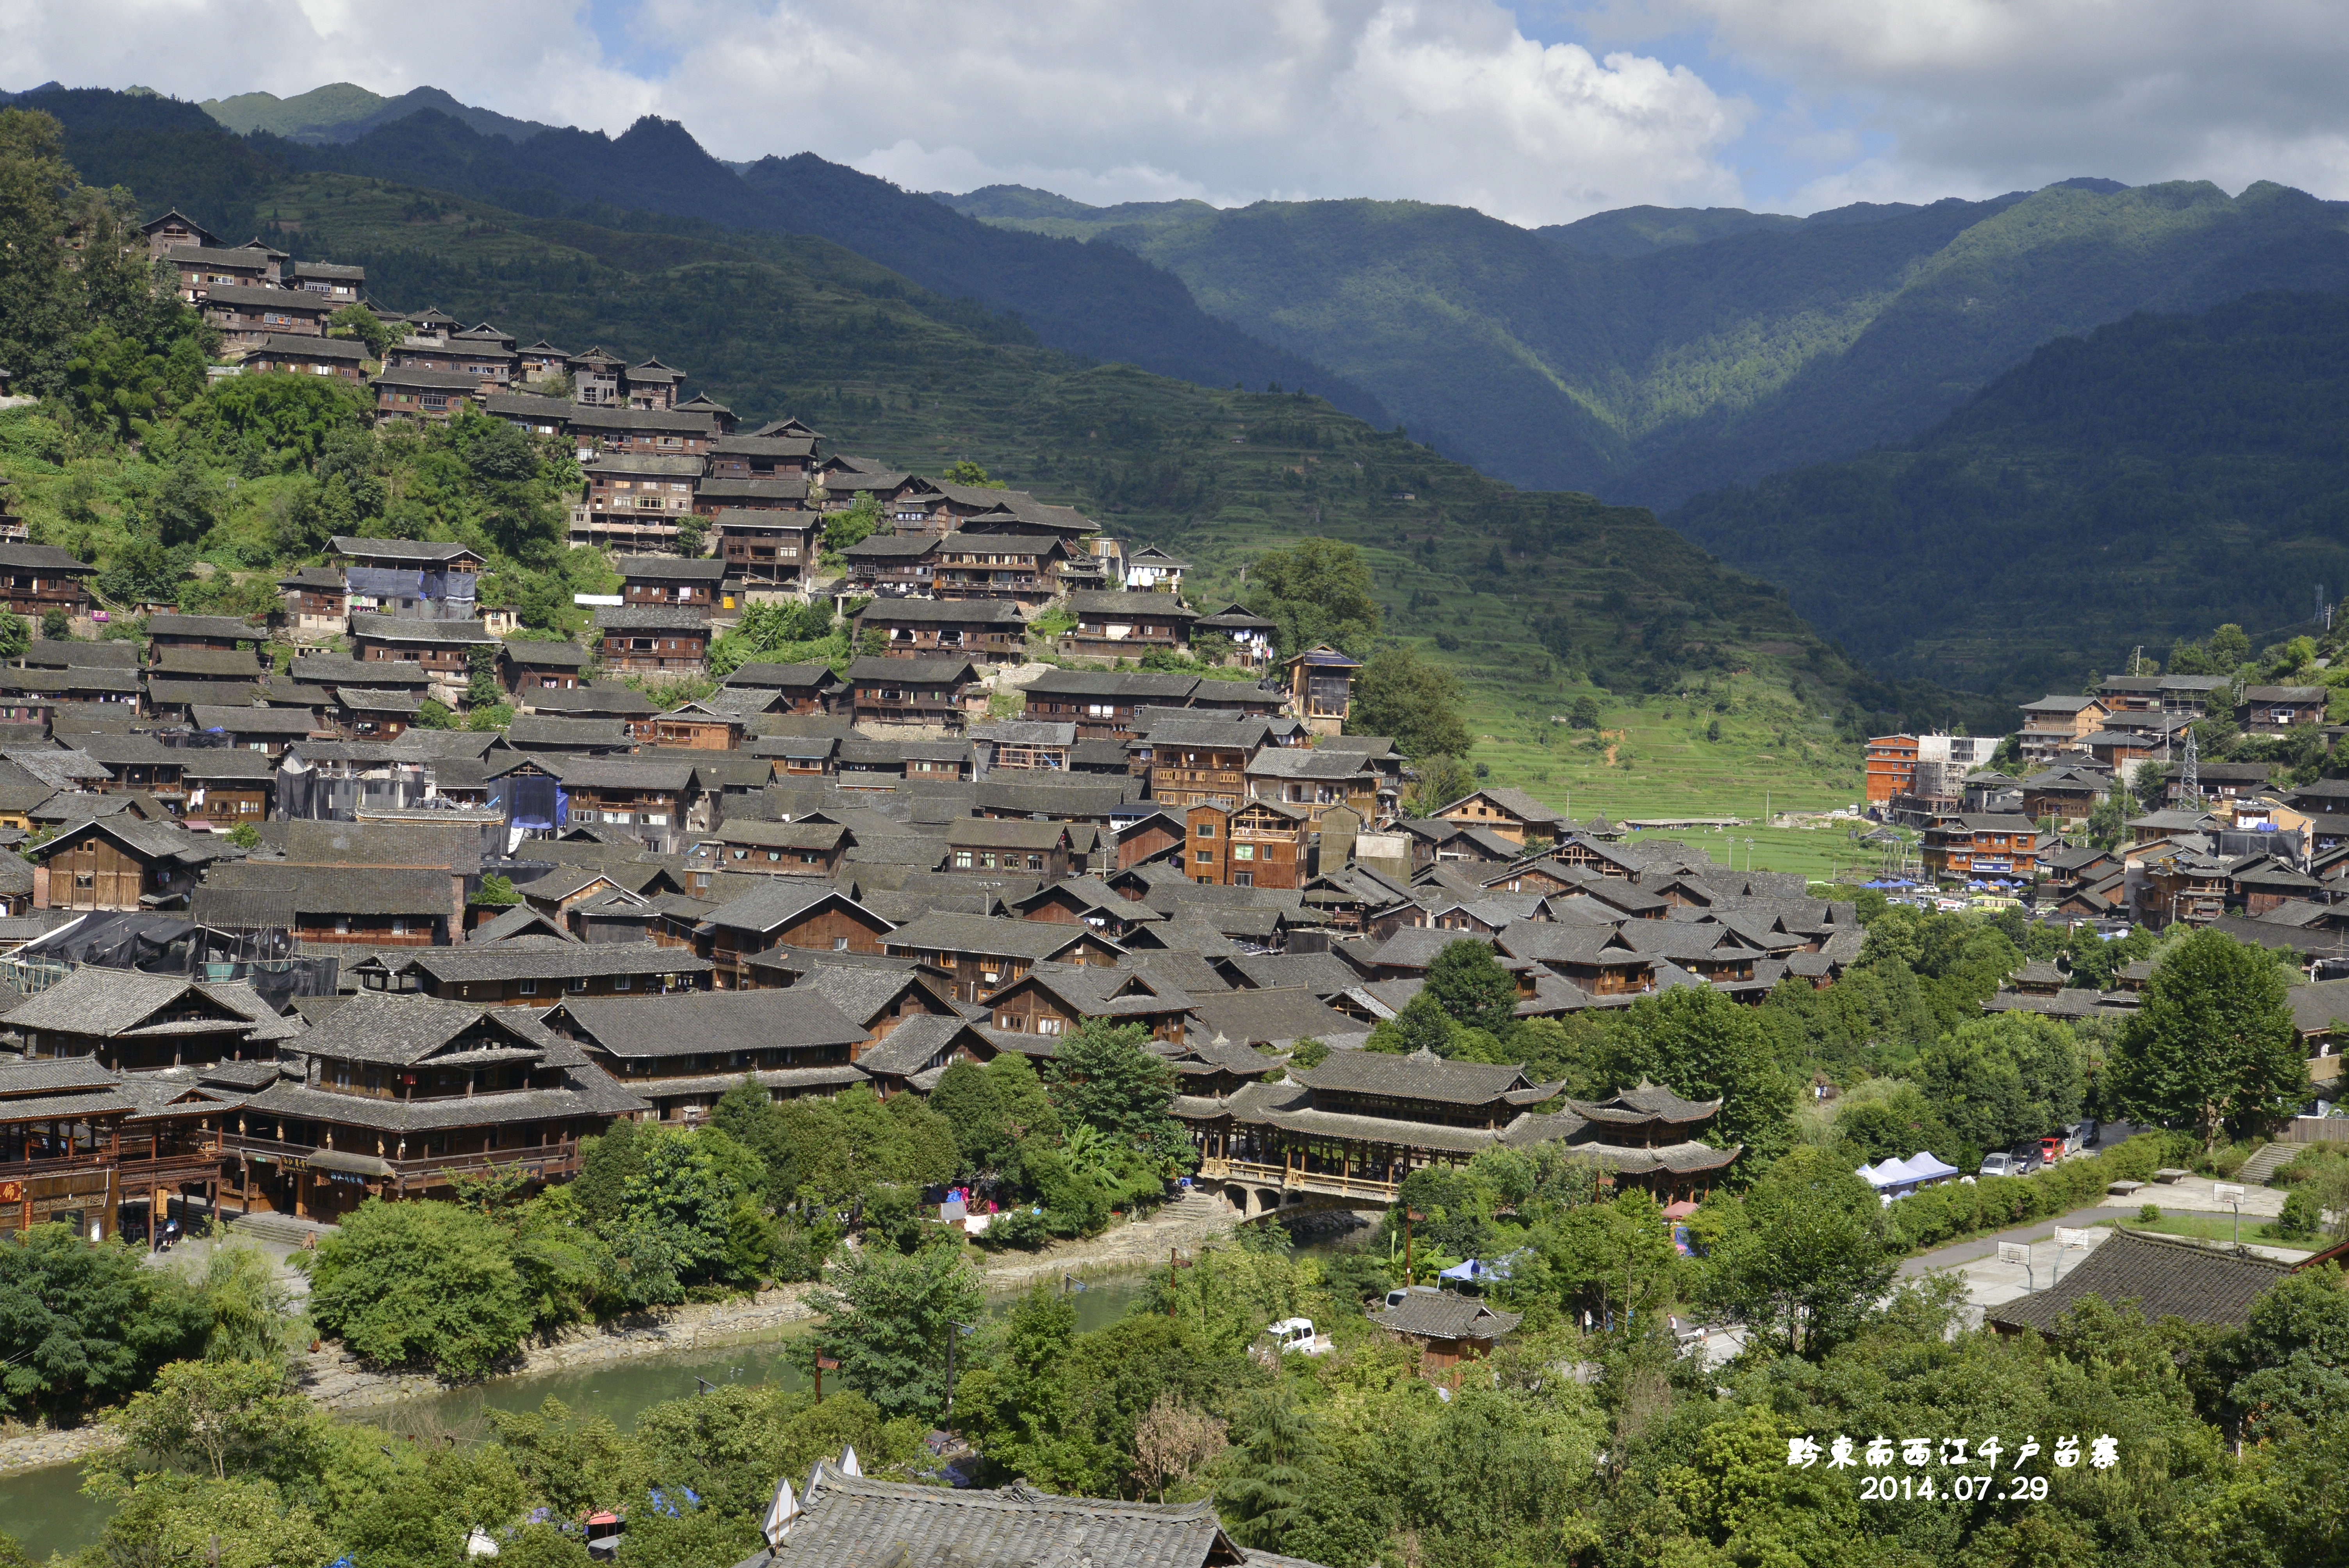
[0,1189,1244,1476]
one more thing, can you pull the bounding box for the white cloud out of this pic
[1580,0,2349,207]
[657,1,1750,223]
[9,0,2345,223]
[0,0,1753,226]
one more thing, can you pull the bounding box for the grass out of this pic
[2090,1213,2321,1252]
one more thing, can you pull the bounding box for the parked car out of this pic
[2007,1141,2046,1175]
[1264,1317,1331,1356]
[2075,1118,2101,1149]
[2039,1135,2067,1164]
[1979,1152,2019,1178]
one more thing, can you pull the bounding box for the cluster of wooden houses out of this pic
[0,213,1843,1299]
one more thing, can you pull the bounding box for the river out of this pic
[0,1274,1162,1560]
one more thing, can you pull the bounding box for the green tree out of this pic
[1048,1019,1177,1140]
[37,607,68,642]
[302,1199,537,1378]
[792,1242,982,1422]
[824,494,883,554]
[327,301,390,357]
[191,1242,305,1368]
[607,1127,772,1306]
[1352,645,1470,761]
[1423,938,1518,1038]
[2111,928,2307,1148]
[1596,986,1797,1172]
[1568,694,1600,730]
[1243,538,1379,657]
[943,460,996,486]
[0,1224,207,1422]
[0,109,77,395]
[1699,1146,1897,1357]
[0,614,25,660]
[1364,990,1460,1055]
[476,873,520,905]
[1914,1011,2086,1160]
[1405,753,1476,818]
[107,1358,320,1481]
[2216,1267,2349,1441]
[149,457,217,549]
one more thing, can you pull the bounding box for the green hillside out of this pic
[0,93,1959,818]
[1667,291,2349,698]
[943,180,2349,510]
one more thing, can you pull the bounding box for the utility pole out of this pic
[2182,724,2200,806]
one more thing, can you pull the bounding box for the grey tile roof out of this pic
[1186,987,1358,1049]
[724,661,840,690]
[519,685,658,717]
[856,598,1024,625]
[704,879,882,936]
[22,639,140,669]
[845,656,979,685]
[595,605,710,633]
[501,639,594,667]
[189,705,321,736]
[750,1465,1249,1568]
[614,556,729,582]
[884,912,1110,961]
[349,613,498,647]
[853,1013,987,1077]
[400,942,714,985]
[6,968,239,1038]
[1293,1047,1535,1105]
[1987,1228,2295,1333]
[1369,1291,1524,1341]
[553,989,866,1059]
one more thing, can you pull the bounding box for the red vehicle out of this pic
[2039,1136,2066,1165]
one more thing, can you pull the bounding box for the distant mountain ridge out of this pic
[218,103,1390,428]
[1667,289,2349,699]
[199,82,556,145]
[939,175,2349,510]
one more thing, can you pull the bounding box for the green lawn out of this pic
[2090,1213,2320,1252]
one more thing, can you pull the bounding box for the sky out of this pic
[5,0,2347,227]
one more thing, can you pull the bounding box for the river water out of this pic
[0,1274,1162,1559]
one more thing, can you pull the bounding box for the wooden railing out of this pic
[220,1132,583,1183]
[1198,1156,1401,1201]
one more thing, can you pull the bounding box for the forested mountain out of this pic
[118,84,1393,428]
[199,82,557,144]
[1667,291,2349,698]
[941,178,2349,508]
[0,88,1990,819]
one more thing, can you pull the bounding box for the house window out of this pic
[335,917,350,934]
[832,937,849,951]
[568,977,587,993]
[1233,871,1254,887]
[1195,822,1216,838]
[391,919,408,936]
[1037,1017,1063,1035]
[615,976,632,991]
[519,979,537,996]
[954,850,974,868]
[1195,849,1214,864]
[1233,845,1256,861]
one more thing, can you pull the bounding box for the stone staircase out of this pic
[2236,1142,2301,1185]
[228,1211,341,1247]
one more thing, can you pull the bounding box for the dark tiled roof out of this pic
[1185,987,1359,1049]
[401,942,713,985]
[749,1465,1246,1568]
[1370,1291,1524,1341]
[1987,1228,2295,1333]
[554,989,865,1058]
[1292,1047,1533,1105]
[884,912,1106,961]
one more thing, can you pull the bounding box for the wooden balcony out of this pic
[221,1131,585,1185]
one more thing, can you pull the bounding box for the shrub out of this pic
[974,1205,1052,1250]
[2271,1190,2321,1242]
